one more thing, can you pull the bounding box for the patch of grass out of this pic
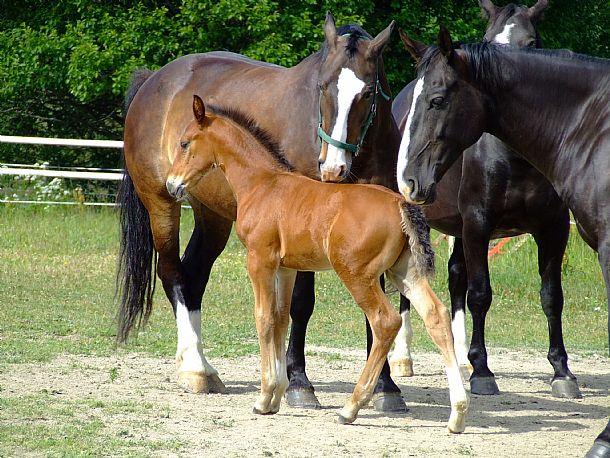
[0,394,182,456]
[0,204,607,371]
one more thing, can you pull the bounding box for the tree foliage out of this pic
[0,0,608,167]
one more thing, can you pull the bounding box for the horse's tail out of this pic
[398,200,435,279]
[116,68,156,343]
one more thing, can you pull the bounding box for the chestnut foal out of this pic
[166,95,469,429]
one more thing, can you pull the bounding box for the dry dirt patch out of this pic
[1,348,608,457]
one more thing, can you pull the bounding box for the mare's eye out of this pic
[431,96,445,109]
[180,141,190,149]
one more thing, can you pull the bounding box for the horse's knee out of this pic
[467,284,492,312]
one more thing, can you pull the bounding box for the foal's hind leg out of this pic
[387,256,469,433]
[336,277,401,424]
[534,215,581,398]
[176,201,232,393]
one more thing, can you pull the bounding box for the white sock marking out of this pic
[494,23,515,45]
[452,309,470,366]
[392,309,413,361]
[446,364,468,406]
[321,68,365,177]
[175,300,217,375]
[397,76,425,195]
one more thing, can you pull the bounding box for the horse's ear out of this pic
[478,0,498,19]
[527,0,549,22]
[367,20,395,59]
[438,25,455,60]
[324,11,337,50]
[193,95,206,126]
[398,29,427,63]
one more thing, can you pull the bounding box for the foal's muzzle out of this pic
[166,177,187,201]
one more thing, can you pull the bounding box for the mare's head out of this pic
[317,12,394,182]
[480,0,548,47]
[166,96,220,200]
[396,27,493,204]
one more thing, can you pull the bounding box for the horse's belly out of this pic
[279,254,332,272]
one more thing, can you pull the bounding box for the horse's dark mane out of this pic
[206,104,295,172]
[420,42,609,91]
[321,24,371,58]
[463,42,609,83]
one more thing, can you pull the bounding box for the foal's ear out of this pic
[193,95,206,126]
[324,11,337,50]
[438,25,455,60]
[398,29,427,64]
[367,21,395,59]
[478,0,498,19]
[527,0,549,22]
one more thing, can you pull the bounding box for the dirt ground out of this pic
[2,347,609,457]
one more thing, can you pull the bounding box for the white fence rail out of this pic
[1,135,124,206]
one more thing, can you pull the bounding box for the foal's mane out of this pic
[419,42,609,91]
[206,104,295,172]
[322,24,372,58]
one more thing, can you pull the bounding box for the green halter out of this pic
[317,61,391,157]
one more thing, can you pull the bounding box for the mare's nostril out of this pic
[407,179,416,193]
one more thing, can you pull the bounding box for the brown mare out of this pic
[162,94,469,429]
[118,14,406,408]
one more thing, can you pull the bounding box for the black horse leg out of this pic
[462,223,499,395]
[448,238,471,379]
[389,295,415,377]
[533,217,581,398]
[370,275,408,412]
[285,271,321,408]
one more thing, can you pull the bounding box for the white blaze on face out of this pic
[494,23,515,44]
[451,309,470,367]
[175,300,218,376]
[397,76,425,195]
[321,67,365,178]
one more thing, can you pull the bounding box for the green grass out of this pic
[0,204,607,370]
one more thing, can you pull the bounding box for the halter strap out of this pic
[317,61,391,157]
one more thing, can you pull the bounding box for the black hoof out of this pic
[372,392,408,413]
[586,441,610,458]
[551,378,582,399]
[285,389,321,409]
[470,376,500,395]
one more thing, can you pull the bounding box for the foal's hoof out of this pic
[177,371,226,394]
[470,376,500,395]
[551,378,582,399]
[459,364,474,381]
[252,406,278,415]
[337,407,357,425]
[285,389,321,409]
[586,441,610,458]
[372,392,408,413]
[390,358,414,377]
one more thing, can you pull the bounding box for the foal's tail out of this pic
[398,201,435,279]
[116,68,156,343]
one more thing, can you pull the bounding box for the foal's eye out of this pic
[430,96,445,109]
[180,141,190,149]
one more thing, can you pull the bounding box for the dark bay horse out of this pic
[397,26,609,457]
[119,14,407,409]
[164,95,468,429]
[391,0,580,398]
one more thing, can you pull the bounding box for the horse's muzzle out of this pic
[166,178,187,201]
[402,179,436,205]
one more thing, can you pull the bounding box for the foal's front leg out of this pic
[248,253,294,415]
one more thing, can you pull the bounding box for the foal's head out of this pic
[166,96,218,200]
[396,27,491,205]
[480,0,548,47]
[317,13,394,182]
